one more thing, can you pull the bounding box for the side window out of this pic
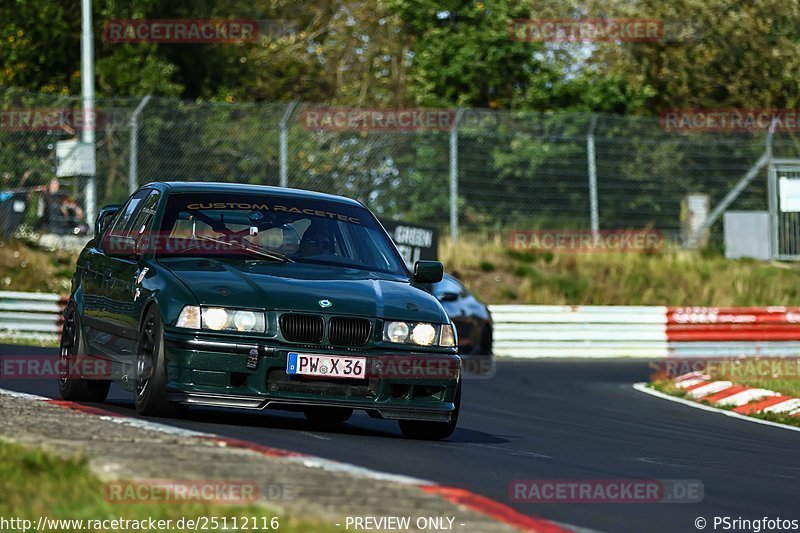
[128,190,161,240]
[106,190,149,238]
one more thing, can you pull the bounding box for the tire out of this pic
[303,406,353,426]
[58,304,111,403]
[398,381,461,440]
[134,307,186,417]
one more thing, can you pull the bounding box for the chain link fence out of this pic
[2,88,799,243]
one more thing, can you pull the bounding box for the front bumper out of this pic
[162,330,460,423]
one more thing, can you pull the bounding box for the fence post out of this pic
[587,114,599,235]
[280,101,298,188]
[80,0,96,234]
[128,95,152,196]
[450,108,465,241]
[767,120,778,259]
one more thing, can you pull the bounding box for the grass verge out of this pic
[441,236,800,306]
[4,235,800,306]
[0,335,59,347]
[0,239,78,293]
[0,439,334,533]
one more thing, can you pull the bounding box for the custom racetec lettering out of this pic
[186,202,361,224]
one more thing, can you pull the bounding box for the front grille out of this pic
[280,314,324,343]
[329,317,372,346]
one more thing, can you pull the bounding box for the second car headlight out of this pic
[383,321,452,347]
[176,305,266,333]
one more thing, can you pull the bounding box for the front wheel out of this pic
[58,304,111,403]
[134,308,185,417]
[398,381,461,440]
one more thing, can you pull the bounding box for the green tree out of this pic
[586,0,800,112]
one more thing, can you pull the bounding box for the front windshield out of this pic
[157,192,407,276]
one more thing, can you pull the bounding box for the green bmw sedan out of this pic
[59,182,461,439]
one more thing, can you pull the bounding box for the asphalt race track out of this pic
[1,344,798,533]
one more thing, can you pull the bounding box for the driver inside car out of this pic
[297,221,337,257]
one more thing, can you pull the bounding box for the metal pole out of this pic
[766,120,778,258]
[587,114,599,235]
[128,95,152,195]
[81,0,96,234]
[768,160,778,259]
[279,101,298,188]
[450,109,465,241]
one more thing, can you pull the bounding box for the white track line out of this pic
[96,415,207,437]
[0,389,49,400]
[633,383,800,434]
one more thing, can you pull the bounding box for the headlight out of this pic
[411,323,436,346]
[383,321,451,347]
[203,307,229,330]
[176,306,265,333]
[439,324,456,347]
[385,321,409,343]
[233,310,258,331]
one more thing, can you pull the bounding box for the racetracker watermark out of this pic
[104,480,262,504]
[0,355,112,380]
[661,109,800,133]
[655,357,800,381]
[103,19,264,43]
[508,230,663,253]
[669,306,800,325]
[510,18,664,42]
[0,109,102,132]
[510,479,704,504]
[299,108,455,132]
[369,355,493,380]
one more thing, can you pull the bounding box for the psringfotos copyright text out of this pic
[696,516,799,532]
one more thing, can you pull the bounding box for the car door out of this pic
[83,190,150,361]
[103,189,162,362]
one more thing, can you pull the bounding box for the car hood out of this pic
[158,257,448,323]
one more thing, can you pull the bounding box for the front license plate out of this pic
[286,352,366,379]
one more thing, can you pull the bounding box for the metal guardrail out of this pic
[4,296,800,357]
[490,305,800,358]
[490,305,668,358]
[0,291,66,341]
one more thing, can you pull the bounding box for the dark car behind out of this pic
[431,274,492,357]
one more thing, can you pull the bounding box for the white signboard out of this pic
[779,177,800,212]
[56,139,95,177]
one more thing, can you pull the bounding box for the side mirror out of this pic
[105,234,138,259]
[413,260,443,284]
[95,204,121,237]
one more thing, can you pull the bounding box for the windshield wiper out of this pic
[175,235,294,262]
[238,239,294,263]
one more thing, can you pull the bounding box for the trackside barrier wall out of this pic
[3,294,800,357]
[0,291,66,341]
[490,305,800,358]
